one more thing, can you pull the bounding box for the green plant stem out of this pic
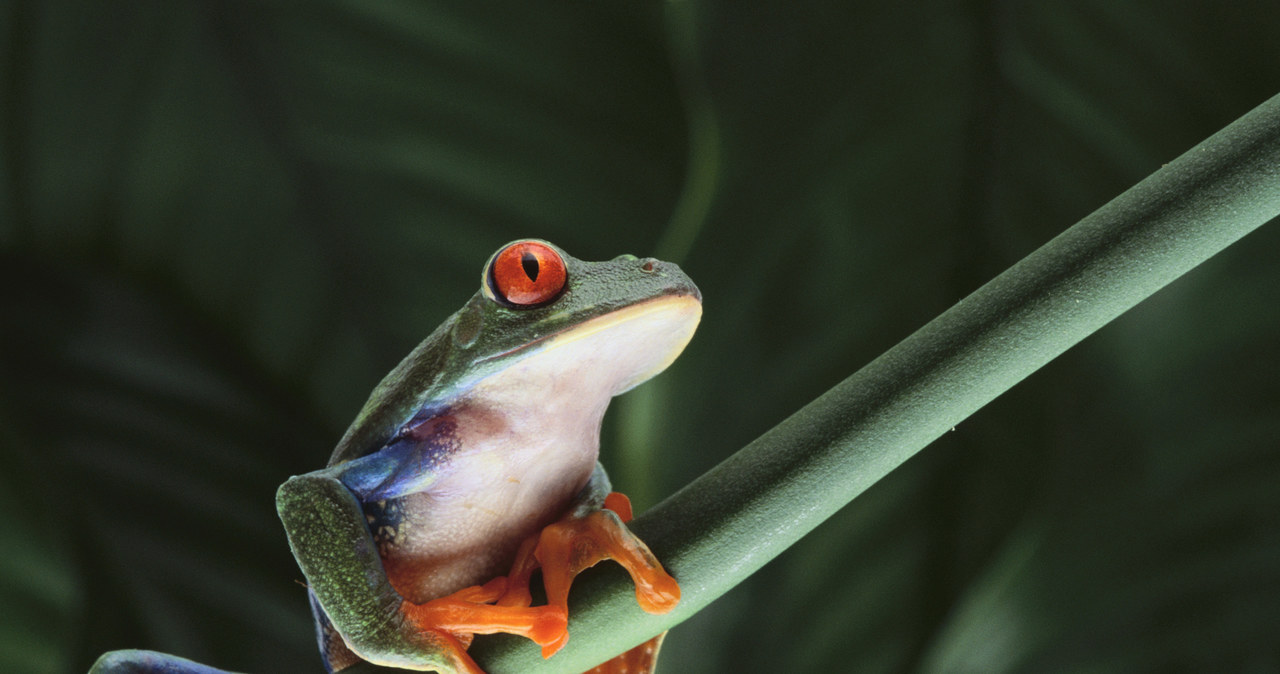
[466,92,1280,673]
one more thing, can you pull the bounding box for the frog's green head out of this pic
[450,239,701,394]
[329,240,701,466]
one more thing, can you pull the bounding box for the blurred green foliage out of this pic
[2,2,1278,673]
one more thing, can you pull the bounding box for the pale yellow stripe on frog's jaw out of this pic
[524,293,703,396]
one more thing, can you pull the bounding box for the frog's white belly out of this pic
[375,375,609,602]
[374,294,701,603]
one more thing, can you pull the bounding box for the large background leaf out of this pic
[2,2,1277,672]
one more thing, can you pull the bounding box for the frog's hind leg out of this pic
[278,471,567,672]
[89,650,241,674]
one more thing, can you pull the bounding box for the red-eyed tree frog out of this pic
[91,240,701,674]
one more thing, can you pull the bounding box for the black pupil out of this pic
[521,252,540,281]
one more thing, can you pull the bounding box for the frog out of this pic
[90,239,701,674]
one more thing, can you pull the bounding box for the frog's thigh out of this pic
[276,473,440,669]
[89,650,240,674]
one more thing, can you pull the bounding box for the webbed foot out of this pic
[498,492,680,658]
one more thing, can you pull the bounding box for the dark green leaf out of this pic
[3,1,1278,673]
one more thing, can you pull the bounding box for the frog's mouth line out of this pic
[545,292,701,347]
[480,292,703,392]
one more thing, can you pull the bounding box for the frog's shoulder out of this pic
[326,313,458,467]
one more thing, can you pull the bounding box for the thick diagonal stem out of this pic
[462,92,1280,674]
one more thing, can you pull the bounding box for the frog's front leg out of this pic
[276,471,565,673]
[498,464,680,657]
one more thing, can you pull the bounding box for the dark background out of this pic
[2,2,1278,672]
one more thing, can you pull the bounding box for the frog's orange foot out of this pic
[401,577,568,652]
[499,492,680,658]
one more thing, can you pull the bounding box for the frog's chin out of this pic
[467,292,702,415]
[543,292,703,396]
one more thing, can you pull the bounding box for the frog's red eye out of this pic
[488,241,567,307]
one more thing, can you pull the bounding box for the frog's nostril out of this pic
[640,258,659,273]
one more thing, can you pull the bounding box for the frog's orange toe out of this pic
[633,569,681,614]
[527,606,569,649]
[603,492,634,522]
[539,626,571,659]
